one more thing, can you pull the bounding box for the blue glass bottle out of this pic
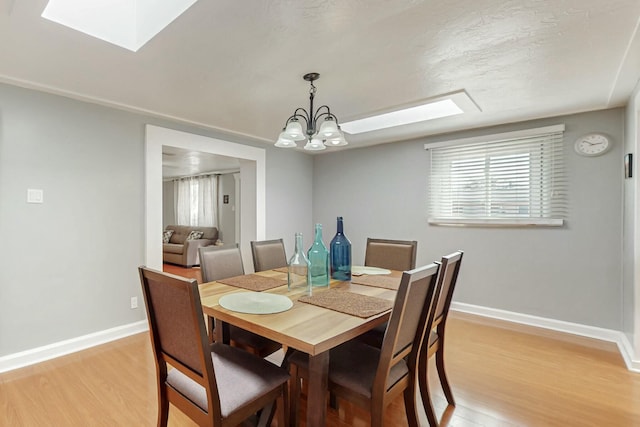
[288,232,311,295]
[308,223,330,287]
[330,216,351,281]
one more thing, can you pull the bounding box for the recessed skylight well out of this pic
[340,90,480,134]
[41,0,198,52]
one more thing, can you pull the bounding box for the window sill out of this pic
[428,218,564,227]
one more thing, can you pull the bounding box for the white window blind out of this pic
[427,125,566,226]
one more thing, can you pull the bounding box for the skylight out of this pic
[41,0,198,52]
[340,90,480,134]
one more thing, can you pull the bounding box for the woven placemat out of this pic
[351,275,401,290]
[298,290,393,318]
[217,274,286,291]
[272,267,290,274]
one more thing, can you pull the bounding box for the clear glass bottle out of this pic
[308,223,330,287]
[288,232,311,294]
[330,216,352,281]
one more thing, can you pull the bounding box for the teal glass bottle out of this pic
[330,216,352,281]
[307,223,330,287]
[288,232,311,295]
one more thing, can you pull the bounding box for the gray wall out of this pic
[217,173,236,243]
[162,180,175,228]
[265,149,314,259]
[313,109,625,329]
[0,83,313,356]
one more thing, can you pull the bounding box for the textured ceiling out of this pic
[1,0,640,154]
[162,146,240,178]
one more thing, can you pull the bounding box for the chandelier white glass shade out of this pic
[275,73,348,151]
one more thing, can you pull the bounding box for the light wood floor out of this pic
[3,264,639,426]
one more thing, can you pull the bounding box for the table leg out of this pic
[214,319,231,344]
[306,351,329,427]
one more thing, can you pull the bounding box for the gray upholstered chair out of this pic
[198,245,282,358]
[419,250,464,426]
[138,267,289,427]
[364,238,418,272]
[199,245,246,284]
[358,238,419,348]
[287,263,441,427]
[250,239,288,272]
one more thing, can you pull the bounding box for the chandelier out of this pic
[275,73,348,151]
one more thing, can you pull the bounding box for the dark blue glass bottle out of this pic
[330,216,351,281]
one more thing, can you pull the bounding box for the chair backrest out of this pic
[250,239,287,272]
[432,251,464,328]
[138,267,221,416]
[373,263,441,391]
[199,245,245,282]
[364,238,418,271]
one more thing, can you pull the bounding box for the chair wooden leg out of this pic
[257,401,274,427]
[403,381,420,427]
[418,348,439,427]
[157,389,169,427]
[280,383,289,427]
[207,316,215,343]
[370,404,384,427]
[329,391,338,410]
[289,364,301,427]
[423,390,439,427]
[435,339,455,406]
[257,389,287,427]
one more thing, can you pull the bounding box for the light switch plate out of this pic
[27,189,44,203]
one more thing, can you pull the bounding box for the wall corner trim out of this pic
[451,302,640,372]
[0,321,149,374]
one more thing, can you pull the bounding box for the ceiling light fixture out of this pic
[275,73,347,151]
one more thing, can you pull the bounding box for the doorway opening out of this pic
[145,125,266,271]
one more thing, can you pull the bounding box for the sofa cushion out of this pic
[163,243,184,254]
[187,230,204,240]
[166,225,218,245]
[162,230,174,244]
[169,230,187,244]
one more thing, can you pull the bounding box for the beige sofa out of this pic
[163,225,219,267]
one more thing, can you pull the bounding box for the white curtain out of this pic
[174,175,218,227]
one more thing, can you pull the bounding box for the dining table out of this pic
[199,267,402,427]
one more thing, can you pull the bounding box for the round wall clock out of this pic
[574,133,611,156]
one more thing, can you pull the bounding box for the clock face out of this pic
[574,133,610,156]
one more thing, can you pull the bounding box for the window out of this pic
[174,174,219,227]
[427,125,566,226]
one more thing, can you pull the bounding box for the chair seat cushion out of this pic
[289,340,408,399]
[166,343,289,418]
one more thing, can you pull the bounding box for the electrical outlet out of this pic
[130,296,138,309]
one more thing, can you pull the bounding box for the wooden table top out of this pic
[199,269,400,356]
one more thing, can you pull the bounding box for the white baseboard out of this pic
[3,304,640,374]
[0,321,149,374]
[451,302,640,372]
